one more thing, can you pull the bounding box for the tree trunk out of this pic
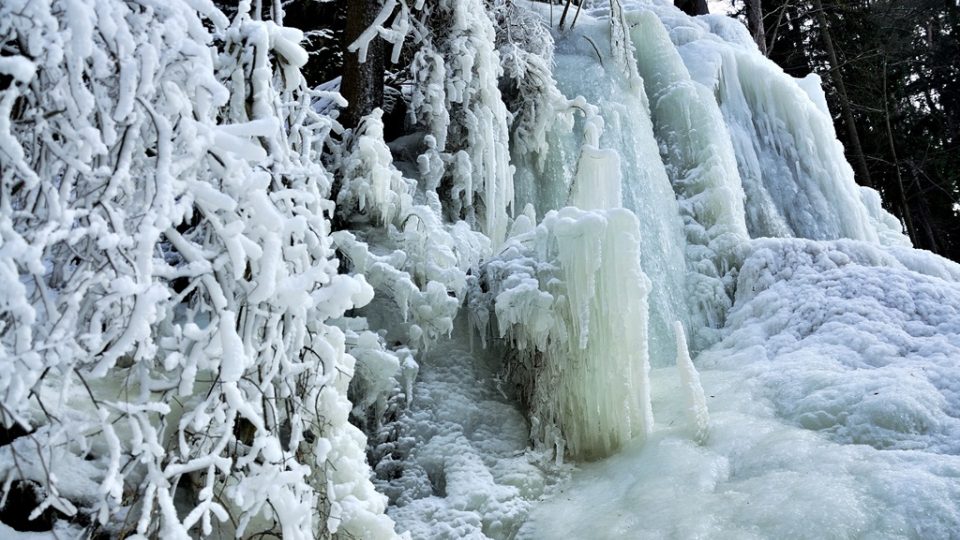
[882,58,918,245]
[813,0,873,188]
[675,0,709,16]
[746,0,767,55]
[341,0,385,129]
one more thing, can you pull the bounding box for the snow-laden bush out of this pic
[0,0,395,536]
[330,108,489,413]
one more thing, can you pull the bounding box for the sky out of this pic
[708,0,736,15]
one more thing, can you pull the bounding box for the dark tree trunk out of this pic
[813,0,873,189]
[341,0,384,129]
[882,58,918,244]
[746,0,767,55]
[674,0,709,16]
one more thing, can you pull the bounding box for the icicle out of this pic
[674,321,709,445]
[570,145,622,210]
[416,0,515,247]
[630,9,749,350]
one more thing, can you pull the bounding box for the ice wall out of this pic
[487,0,912,463]
[512,3,960,539]
[629,9,750,350]
[541,1,908,353]
[675,15,904,244]
[366,0,928,536]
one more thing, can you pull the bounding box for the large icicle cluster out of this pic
[471,208,653,460]
[519,1,694,367]
[0,0,396,537]
[674,14,907,246]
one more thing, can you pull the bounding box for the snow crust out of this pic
[711,239,960,453]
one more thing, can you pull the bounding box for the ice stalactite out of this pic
[673,321,709,445]
[630,9,750,351]
[647,12,910,249]
[472,207,653,460]
[495,0,583,215]
[570,116,623,210]
[512,1,691,366]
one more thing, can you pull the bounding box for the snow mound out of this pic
[705,238,960,453]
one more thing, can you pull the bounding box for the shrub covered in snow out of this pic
[0,0,395,536]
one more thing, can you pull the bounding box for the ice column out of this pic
[478,207,653,460]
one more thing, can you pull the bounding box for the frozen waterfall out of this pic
[9,0,959,537]
[385,1,960,538]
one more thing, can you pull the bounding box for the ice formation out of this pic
[516,3,960,539]
[631,8,750,349]
[472,207,653,460]
[409,0,516,247]
[674,321,710,445]
[523,238,960,539]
